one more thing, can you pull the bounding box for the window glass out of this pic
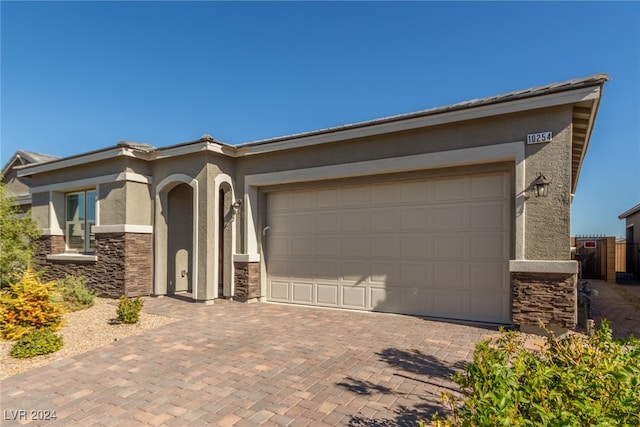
[87,191,96,221]
[66,194,79,221]
[67,223,85,250]
[65,190,95,253]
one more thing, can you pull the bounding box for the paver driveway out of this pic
[1,297,497,427]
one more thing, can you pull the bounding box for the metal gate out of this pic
[575,236,607,280]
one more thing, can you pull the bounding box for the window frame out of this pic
[65,189,96,253]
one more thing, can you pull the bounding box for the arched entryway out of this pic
[168,183,193,294]
[155,174,199,299]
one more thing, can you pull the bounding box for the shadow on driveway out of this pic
[338,347,470,426]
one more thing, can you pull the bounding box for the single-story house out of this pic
[4,74,609,329]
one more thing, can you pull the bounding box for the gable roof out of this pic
[1,150,60,177]
[619,203,640,219]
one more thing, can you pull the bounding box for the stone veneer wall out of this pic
[511,272,577,328]
[234,261,260,302]
[123,233,152,297]
[35,233,152,297]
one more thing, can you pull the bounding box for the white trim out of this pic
[42,228,64,236]
[233,253,261,263]
[117,172,152,184]
[29,172,152,193]
[509,260,578,274]
[93,224,153,234]
[236,87,601,157]
[150,141,235,160]
[95,184,101,226]
[46,253,98,262]
[154,174,199,301]
[244,141,526,260]
[49,191,64,234]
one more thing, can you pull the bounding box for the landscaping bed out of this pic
[0,297,175,379]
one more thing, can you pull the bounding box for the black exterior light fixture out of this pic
[532,173,551,197]
[232,199,242,215]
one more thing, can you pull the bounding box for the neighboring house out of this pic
[619,203,640,278]
[7,74,609,330]
[1,150,60,214]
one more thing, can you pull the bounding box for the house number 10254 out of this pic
[526,131,553,144]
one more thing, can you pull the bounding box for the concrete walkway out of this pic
[1,298,497,427]
[590,279,640,339]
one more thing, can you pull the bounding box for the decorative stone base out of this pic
[234,261,260,302]
[35,233,152,298]
[511,272,577,329]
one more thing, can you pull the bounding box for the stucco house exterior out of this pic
[4,74,609,329]
[619,203,640,278]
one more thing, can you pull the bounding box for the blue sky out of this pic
[1,1,638,237]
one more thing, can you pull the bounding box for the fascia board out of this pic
[619,204,640,219]
[29,172,152,193]
[236,86,601,157]
[149,141,236,160]
[17,148,132,177]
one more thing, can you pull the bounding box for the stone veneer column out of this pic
[509,260,579,330]
[123,233,152,297]
[234,261,260,302]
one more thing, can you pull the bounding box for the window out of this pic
[65,190,96,252]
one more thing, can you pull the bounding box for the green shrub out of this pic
[0,268,64,340]
[55,275,95,312]
[432,321,640,427]
[0,179,40,289]
[116,296,144,324]
[10,328,63,358]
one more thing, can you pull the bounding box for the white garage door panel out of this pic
[267,172,511,323]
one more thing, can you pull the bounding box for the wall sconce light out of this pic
[232,199,242,215]
[532,173,551,197]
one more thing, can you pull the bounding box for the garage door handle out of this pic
[263,226,270,236]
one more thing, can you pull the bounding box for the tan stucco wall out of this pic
[99,181,126,225]
[522,106,573,260]
[30,192,50,229]
[125,181,152,225]
[234,107,569,189]
[29,158,126,187]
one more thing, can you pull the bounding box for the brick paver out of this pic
[2,287,638,426]
[0,298,496,426]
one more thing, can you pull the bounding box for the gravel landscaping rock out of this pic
[0,297,176,379]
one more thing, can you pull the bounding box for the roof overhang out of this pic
[619,204,640,219]
[15,74,609,183]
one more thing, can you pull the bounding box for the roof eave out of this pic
[619,203,640,219]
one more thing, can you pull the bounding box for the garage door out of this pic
[266,172,511,323]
